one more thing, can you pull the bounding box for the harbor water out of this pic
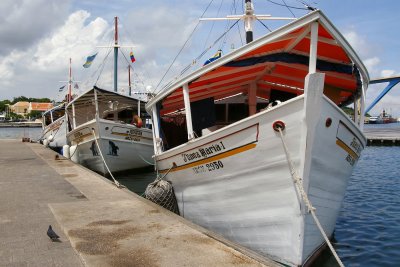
[1,126,399,266]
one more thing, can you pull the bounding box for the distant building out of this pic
[11,102,30,116]
[11,102,53,117]
[28,102,53,113]
[0,113,5,122]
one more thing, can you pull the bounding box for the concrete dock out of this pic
[364,126,400,146]
[0,139,279,267]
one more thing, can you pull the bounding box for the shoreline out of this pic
[0,122,42,128]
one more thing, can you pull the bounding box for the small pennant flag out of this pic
[74,83,79,89]
[130,51,136,63]
[59,85,66,92]
[203,49,222,66]
[83,53,98,68]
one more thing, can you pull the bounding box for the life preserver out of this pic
[133,115,143,128]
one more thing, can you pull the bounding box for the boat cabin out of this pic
[42,104,65,127]
[147,11,369,153]
[66,87,149,131]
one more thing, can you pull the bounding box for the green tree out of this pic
[11,96,52,104]
[27,110,43,120]
[0,100,11,113]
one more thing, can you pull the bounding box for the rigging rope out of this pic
[265,0,310,10]
[276,127,345,267]
[281,0,296,17]
[94,47,113,85]
[155,0,215,92]
[91,128,124,188]
[203,0,224,51]
[256,18,272,32]
[178,19,240,77]
[233,0,244,46]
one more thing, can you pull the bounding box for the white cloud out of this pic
[380,69,400,78]
[0,10,110,100]
[31,10,109,71]
[0,0,70,55]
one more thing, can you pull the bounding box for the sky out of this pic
[0,0,399,116]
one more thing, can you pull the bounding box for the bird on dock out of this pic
[47,225,60,241]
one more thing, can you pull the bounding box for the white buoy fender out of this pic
[43,139,48,147]
[48,135,54,142]
[69,145,78,163]
[62,145,70,158]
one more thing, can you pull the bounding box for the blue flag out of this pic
[59,85,66,92]
[83,53,98,68]
[203,49,222,66]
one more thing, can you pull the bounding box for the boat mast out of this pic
[68,58,72,103]
[199,0,294,44]
[244,0,254,43]
[128,65,132,96]
[114,17,118,92]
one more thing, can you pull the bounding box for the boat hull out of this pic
[42,116,67,150]
[155,96,365,266]
[67,119,154,175]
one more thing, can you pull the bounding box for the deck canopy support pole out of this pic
[308,21,319,74]
[94,89,99,120]
[50,110,54,123]
[248,82,257,115]
[72,104,76,129]
[183,83,194,140]
[152,106,161,154]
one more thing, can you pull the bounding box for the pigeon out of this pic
[47,225,60,241]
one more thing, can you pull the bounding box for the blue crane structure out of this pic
[365,76,400,115]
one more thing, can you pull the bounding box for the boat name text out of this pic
[182,142,226,162]
[192,161,224,174]
[350,137,362,155]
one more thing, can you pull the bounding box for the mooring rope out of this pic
[276,126,345,267]
[91,129,124,188]
[155,162,177,182]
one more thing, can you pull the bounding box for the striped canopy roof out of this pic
[147,10,369,115]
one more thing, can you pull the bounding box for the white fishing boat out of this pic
[41,102,67,151]
[65,17,154,175]
[41,58,75,151]
[146,2,368,266]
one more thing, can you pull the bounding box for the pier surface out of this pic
[364,126,400,146]
[0,140,277,267]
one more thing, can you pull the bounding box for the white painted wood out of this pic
[154,95,365,266]
[182,83,194,140]
[72,103,76,129]
[309,22,319,74]
[152,106,161,154]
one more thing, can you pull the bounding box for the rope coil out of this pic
[276,124,344,267]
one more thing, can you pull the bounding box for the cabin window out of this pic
[160,115,188,150]
[227,103,248,122]
[269,89,297,103]
[191,98,216,137]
